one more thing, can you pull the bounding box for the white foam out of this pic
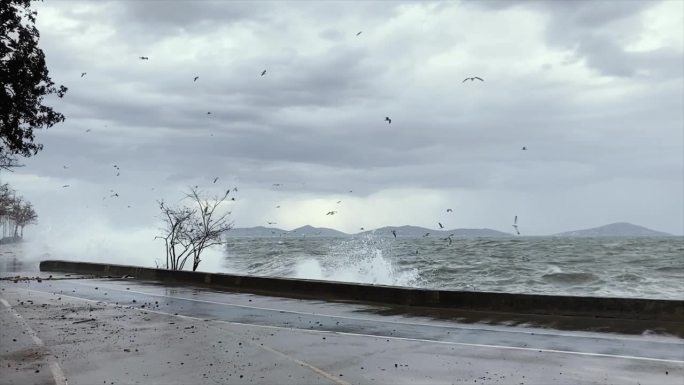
[291,238,420,287]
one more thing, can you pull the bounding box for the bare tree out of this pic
[0,183,13,215]
[0,183,15,239]
[157,187,233,271]
[9,196,22,238]
[14,201,37,238]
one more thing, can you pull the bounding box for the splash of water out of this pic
[291,236,421,287]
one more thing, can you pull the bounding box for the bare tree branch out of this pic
[156,187,233,271]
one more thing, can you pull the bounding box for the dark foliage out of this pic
[1,0,67,159]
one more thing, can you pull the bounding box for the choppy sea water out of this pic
[221,236,684,300]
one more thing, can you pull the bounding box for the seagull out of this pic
[62,184,70,188]
[391,229,397,238]
[194,76,199,82]
[359,227,365,231]
[139,56,149,60]
[438,222,444,229]
[261,70,267,76]
[356,31,362,36]
[384,116,392,124]
[337,200,342,204]
[512,215,520,235]
[463,77,484,82]
[81,72,86,77]
[111,193,119,198]
[522,146,527,151]
[326,211,337,215]
[213,177,219,183]
[446,209,453,213]
[423,233,430,237]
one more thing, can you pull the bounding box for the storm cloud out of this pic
[3,0,682,248]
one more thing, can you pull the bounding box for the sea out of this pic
[220,236,684,300]
[1,235,682,300]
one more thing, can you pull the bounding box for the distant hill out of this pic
[290,225,349,237]
[225,225,348,237]
[225,226,287,237]
[367,226,511,238]
[553,222,672,237]
[226,225,511,238]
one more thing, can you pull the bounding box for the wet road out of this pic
[2,274,683,385]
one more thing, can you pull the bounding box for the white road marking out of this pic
[0,296,69,385]
[18,287,684,364]
[13,289,349,385]
[64,280,679,344]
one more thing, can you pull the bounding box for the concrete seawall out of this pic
[40,260,684,322]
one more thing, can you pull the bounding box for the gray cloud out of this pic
[4,0,681,238]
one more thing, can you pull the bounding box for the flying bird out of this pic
[85,129,91,133]
[81,72,86,77]
[275,205,280,208]
[445,236,453,246]
[139,56,149,60]
[446,209,453,213]
[463,77,484,82]
[207,112,211,115]
[337,200,342,204]
[423,233,430,237]
[384,116,392,124]
[194,76,199,82]
[512,216,520,235]
[62,184,70,188]
[261,70,267,76]
[522,146,527,151]
[359,227,365,231]
[63,165,68,169]
[213,177,219,183]
[356,31,362,36]
[391,229,397,238]
[438,222,444,229]
[326,211,337,215]
[267,222,277,225]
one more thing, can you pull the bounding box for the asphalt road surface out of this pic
[1,272,682,385]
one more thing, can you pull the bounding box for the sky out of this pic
[2,0,683,253]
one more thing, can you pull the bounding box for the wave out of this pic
[541,272,601,285]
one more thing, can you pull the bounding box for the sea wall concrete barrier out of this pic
[40,260,683,322]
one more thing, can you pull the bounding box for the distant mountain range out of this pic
[225,222,674,238]
[225,225,511,238]
[552,222,672,237]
